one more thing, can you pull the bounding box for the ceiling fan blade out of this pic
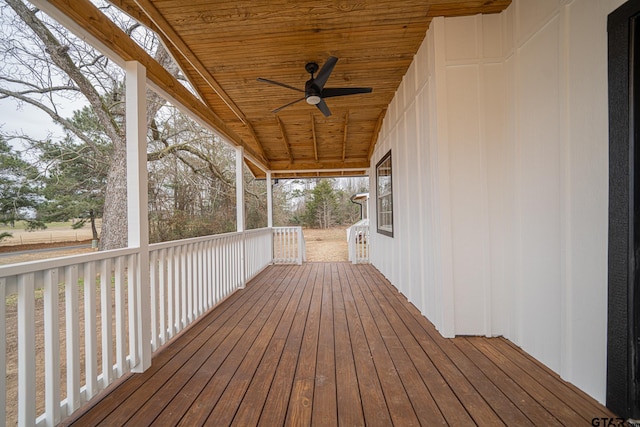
[322,87,373,98]
[313,56,338,90]
[272,97,305,113]
[257,78,304,93]
[315,99,332,117]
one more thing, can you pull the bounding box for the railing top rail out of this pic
[1,228,274,278]
[148,227,272,251]
[149,229,247,251]
[0,228,277,278]
[244,227,272,235]
[0,246,140,278]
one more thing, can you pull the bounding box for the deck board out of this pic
[62,263,618,426]
[332,264,365,426]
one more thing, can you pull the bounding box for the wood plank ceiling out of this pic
[112,0,511,178]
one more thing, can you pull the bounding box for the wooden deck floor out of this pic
[63,263,617,426]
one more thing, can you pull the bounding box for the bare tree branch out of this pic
[0,86,102,151]
[5,0,123,143]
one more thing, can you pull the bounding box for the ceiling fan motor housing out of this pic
[305,79,322,105]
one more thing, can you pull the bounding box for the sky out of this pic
[1,93,88,147]
[1,101,59,141]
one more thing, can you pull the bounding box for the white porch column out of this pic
[266,171,274,264]
[236,146,245,232]
[236,146,246,287]
[266,171,273,228]
[125,60,151,372]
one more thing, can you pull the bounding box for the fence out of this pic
[347,219,370,264]
[272,226,306,264]
[0,226,299,427]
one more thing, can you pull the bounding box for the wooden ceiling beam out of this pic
[244,121,269,166]
[342,111,349,162]
[276,116,293,165]
[35,0,269,169]
[271,169,368,179]
[269,159,370,170]
[311,113,318,161]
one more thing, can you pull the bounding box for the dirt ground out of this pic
[0,226,95,246]
[0,224,97,266]
[302,227,349,262]
[0,241,96,266]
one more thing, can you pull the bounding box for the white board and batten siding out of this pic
[369,0,626,404]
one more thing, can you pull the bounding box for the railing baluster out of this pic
[84,262,98,400]
[224,237,230,294]
[283,228,287,262]
[0,278,6,426]
[292,227,296,262]
[158,249,166,345]
[283,228,287,261]
[297,228,303,265]
[100,259,113,388]
[186,244,193,323]
[150,250,158,351]
[167,246,175,338]
[223,237,228,296]
[237,235,242,287]
[216,238,220,294]
[18,273,36,427]
[245,234,250,276]
[43,268,61,427]
[206,240,212,310]
[198,242,204,315]
[233,236,237,289]
[128,255,139,369]
[193,243,198,317]
[230,237,235,291]
[228,237,233,290]
[273,229,278,262]
[65,265,81,414]
[174,245,181,334]
[114,257,126,376]
[180,246,187,330]
[236,235,241,288]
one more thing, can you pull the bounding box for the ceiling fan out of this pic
[257,56,372,117]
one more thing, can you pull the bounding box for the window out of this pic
[376,150,393,237]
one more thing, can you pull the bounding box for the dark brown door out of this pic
[609,0,640,418]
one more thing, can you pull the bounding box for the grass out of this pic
[0,220,77,231]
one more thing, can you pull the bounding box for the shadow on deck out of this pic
[62,263,615,426]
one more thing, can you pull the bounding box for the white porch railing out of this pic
[272,226,306,265]
[347,219,370,264]
[0,226,300,427]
